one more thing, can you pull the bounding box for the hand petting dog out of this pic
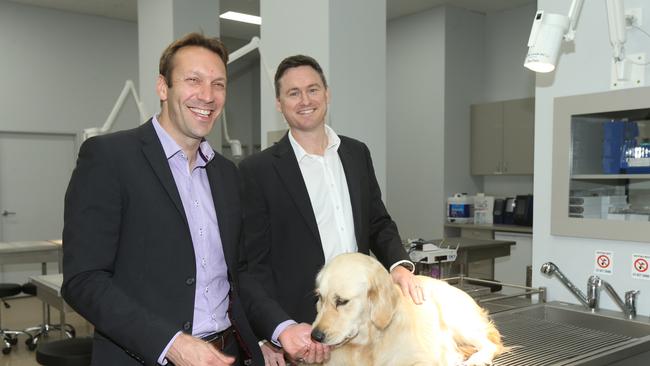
[390,265,425,304]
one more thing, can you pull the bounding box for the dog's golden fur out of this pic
[311,253,505,366]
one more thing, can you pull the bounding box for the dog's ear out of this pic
[368,268,399,329]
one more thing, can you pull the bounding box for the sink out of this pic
[490,301,650,366]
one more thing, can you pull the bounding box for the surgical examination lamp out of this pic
[524,0,634,80]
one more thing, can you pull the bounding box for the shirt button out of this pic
[183,321,192,331]
[205,287,209,294]
[185,277,195,286]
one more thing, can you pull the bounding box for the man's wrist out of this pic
[390,260,415,273]
[272,319,297,347]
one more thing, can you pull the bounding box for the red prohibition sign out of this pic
[597,255,611,269]
[634,258,649,273]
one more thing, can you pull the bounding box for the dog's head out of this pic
[311,253,400,346]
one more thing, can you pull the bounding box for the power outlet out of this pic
[626,8,642,27]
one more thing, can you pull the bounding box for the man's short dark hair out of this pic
[274,55,328,98]
[159,32,228,88]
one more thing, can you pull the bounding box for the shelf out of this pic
[571,174,650,179]
[552,86,650,242]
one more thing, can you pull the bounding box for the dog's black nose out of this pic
[311,328,326,342]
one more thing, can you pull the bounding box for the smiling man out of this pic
[238,55,423,365]
[62,33,263,366]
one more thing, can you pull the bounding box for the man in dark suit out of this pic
[62,33,263,366]
[238,55,423,365]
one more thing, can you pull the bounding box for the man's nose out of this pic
[198,83,215,102]
[298,91,310,105]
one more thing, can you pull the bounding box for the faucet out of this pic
[540,262,592,309]
[587,275,640,319]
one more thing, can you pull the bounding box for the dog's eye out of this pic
[335,298,349,307]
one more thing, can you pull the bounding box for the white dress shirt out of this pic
[288,125,357,263]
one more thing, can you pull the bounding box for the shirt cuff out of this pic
[158,331,182,365]
[390,260,415,273]
[271,319,297,347]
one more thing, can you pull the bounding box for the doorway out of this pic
[0,132,77,282]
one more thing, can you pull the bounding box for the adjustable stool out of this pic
[0,283,34,354]
[22,283,75,349]
[36,337,92,366]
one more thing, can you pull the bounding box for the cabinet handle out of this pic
[494,162,502,175]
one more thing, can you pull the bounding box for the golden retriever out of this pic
[311,253,505,366]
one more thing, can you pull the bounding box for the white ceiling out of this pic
[6,0,535,40]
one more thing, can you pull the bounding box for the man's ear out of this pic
[368,269,398,329]
[156,75,168,102]
[275,97,282,113]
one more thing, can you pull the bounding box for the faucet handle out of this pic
[624,290,639,319]
[625,290,640,302]
[587,276,602,309]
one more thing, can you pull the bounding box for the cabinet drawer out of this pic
[460,228,493,240]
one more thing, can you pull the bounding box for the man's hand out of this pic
[301,338,330,364]
[166,333,235,366]
[278,323,329,364]
[390,265,424,304]
[260,340,285,366]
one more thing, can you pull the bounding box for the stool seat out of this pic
[36,337,93,366]
[21,282,37,296]
[0,284,22,298]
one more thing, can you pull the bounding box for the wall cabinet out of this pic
[471,98,535,175]
[551,86,650,243]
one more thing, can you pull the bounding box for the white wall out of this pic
[484,3,537,102]
[259,0,330,149]
[534,0,650,315]
[329,0,387,192]
[386,4,535,239]
[444,6,484,214]
[482,2,537,198]
[0,1,139,137]
[387,7,446,239]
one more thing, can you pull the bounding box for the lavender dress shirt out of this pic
[152,116,231,364]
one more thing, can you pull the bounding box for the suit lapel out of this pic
[272,137,321,242]
[338,139,362,244]
[139,122,189,228]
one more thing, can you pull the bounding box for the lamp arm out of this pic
[565,0,585,41]
[220,37,263,158]
[606,0,627,61]
[228,36,260,65]
[83,80,148,140]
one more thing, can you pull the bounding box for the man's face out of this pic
[276,65,329,133]
[157,46,226,146]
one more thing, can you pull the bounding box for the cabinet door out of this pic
[494,232,532,294]
[503,98,534,174]
[471,102,504,175]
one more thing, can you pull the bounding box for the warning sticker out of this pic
[595,250,613,275]
[632,254,650,280]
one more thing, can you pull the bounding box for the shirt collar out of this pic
[152,114,215,165]
[288,124,340,162]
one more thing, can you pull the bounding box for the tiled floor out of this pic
[0,296,92,366]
